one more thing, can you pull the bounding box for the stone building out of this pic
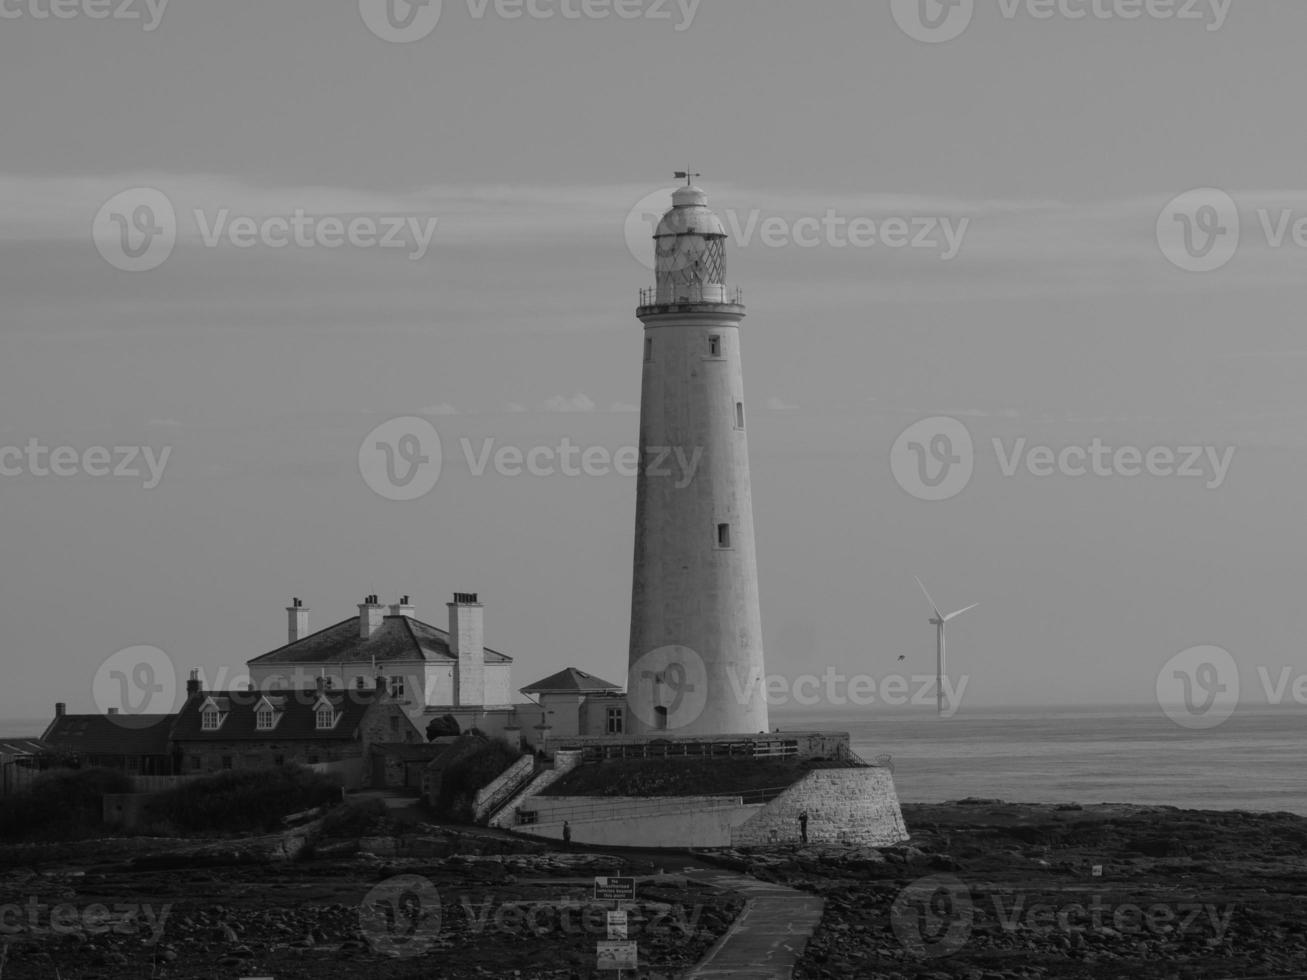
[170,673,423,788]
[41,705,178,774]
[519,668,626,741]
[246,592,516,736]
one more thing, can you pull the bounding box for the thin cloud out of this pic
[542,393,596,413]
[419,403,461,417]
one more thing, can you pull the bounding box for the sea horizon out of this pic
[6,702,1300,814]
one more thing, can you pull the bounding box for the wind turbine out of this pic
[914,577,978,716]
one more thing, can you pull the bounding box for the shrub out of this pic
[319,796,388,838]
[426,714,461,740]
[148,766,342,834]
[0,767,134,840]
[431,737,522,822]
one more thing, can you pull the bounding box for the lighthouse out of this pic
[625,176,769,738]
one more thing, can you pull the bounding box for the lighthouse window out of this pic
[736,402,745,429]
[645,338,653,362]
[717,523,732,549]
[708,335,722,357]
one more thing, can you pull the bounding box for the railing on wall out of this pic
[516,784,793,826]
[577,738,801,764]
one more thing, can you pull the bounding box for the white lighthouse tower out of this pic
[625,176,769,738]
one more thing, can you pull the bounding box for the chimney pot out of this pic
[55,702,66,717]
[186,671,202,697]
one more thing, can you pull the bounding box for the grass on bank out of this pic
[541,756,855,799]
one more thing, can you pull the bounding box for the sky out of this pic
[4,0,1307,723]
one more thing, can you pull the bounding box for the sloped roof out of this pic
[247,615,512,667]
[0,738,52,756]
[171,688,407,742]
[521,667,623,695]
[42,714,176,757]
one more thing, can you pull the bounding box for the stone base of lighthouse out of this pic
[492,731,908,849]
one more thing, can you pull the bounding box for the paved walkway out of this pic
[682,868,824,979]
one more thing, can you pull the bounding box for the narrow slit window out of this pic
[717,523,732,548]
[645,337,653,362]
[736,402,745,429]
[708,335,722,357]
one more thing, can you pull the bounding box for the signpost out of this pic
[595,878,638,975]
[607,909,629,940]
[597,940,638,972]
[594,876,636,902]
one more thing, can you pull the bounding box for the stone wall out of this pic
[487,749,583,829]
[175,739,360,775]
[523,799,763,847]
[473,754,535,822]
[730,767,907,847]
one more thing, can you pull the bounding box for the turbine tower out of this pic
[914,576,978,716]
[625,175,769,737]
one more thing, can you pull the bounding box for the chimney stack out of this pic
[388,595,416,619]
[186,669,202,698]
[316,675,327,693]
[449,593,486,708]
[107,708,119,715]
[359,595,385,639]
[55,702,66,717]
[286,597,309,644]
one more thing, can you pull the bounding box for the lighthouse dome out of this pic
[654,185,727,239]
[652,184,729,301]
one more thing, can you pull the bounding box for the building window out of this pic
[316,707,335,730]
[190,756,201,771]
[606,707,624,735]
[717,523,732,549]
[201,709,221,731]
[708,335,721,357]
[736,402,745,429]
[356,676,366,690]
[390,675,405,698]
[256,708,274,730]
[390,715,400,734]
[221,756,233,770]
[644,337,653,362]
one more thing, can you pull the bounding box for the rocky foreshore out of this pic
[1,802,1303,979]
[776,800,1307,979]
[0,824,741,979]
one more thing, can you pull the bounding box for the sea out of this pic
[5,704,1302,814]
[771,703,1306,815]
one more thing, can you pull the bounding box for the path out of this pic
[681,867,824,979]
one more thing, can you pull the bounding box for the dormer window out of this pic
[199,696,229,731]
[389,675,405,698]
[316,706,335,730]
[256,708,275,730]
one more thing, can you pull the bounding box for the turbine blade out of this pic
[914,576,943,619]
[943,602,979,622]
